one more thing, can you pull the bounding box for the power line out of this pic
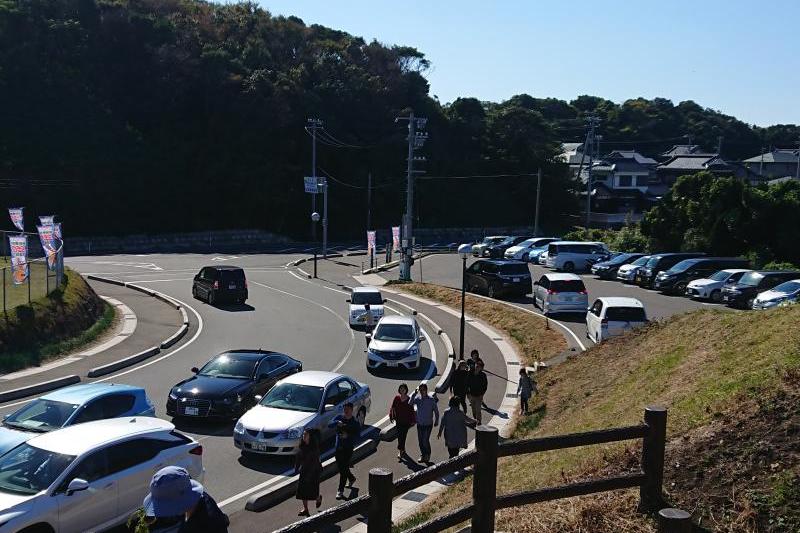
[318,167,403,189]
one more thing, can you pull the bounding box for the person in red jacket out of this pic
[389,383,415,460]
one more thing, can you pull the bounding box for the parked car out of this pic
[532,273,588,315]
[471,236,507,257]
[366,315,425,371]
[634,253,705,289]
[721,270,800,309]
[616,255,652,283]
[485,235,528,258]
[537,250,549,265]
[545,241,608,272]
[585,297,648,343]
[465,259,532,298]
[504,237,559,260]
[685,269,752,302]
[525,245,549,263]
[234,371,371,456]
[590,253,646,280]
[0,383,155,457]
[347,286,385,327]
[653,257,750,295]
[0,417,203,533]
[167,350,302,419]
[192,265,248,304]
[752,279,800,309]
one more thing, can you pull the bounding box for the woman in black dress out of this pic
[295,428,323,516]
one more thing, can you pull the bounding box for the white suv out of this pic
[532,273,588,315]
[366,315,425,370]
[585,297,648,342]
[545,241,608,272]
[0,417,203,533]
[347,286,385,327]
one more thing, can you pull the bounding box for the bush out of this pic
[763,261,800,271]
[562,223,650,253]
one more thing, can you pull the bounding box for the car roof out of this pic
[352,286,381,293]
[650,252,704,258]
[543,273,582,281]
[549,241,605,246]
[219,349,285,360]
[282,371,346,387]
[42,382,144,404]
[720,269,751,273]
[757,270,800,276]
[596,297,644,308]
[377,315,415,325]
[204,265,244,271]
[29,417,175,456]
[479,259,527,265]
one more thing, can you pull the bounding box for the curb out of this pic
[180,307,189,325]
[124,282,156,297]
[0,375,81,403]
[87,346,161,378]
[161,324,189,350]
[245,436,379,512]
[434,355,454,395]
[87,274,124,286]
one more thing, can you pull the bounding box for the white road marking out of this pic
[211,256,240,261]
[91,261,163,271]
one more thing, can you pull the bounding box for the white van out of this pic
[585,297,648,342]
[532,273,588,315]
[545,241,608,272]
[347,286,385,327]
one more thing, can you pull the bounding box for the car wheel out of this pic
[596,332,601,343]
[563,261,575,273]
[357,407,366,426]
[710,290,721,303]
[17,526,54,533]
[675,282,687,294]
[192,285,198,299]
[208,290,216,305]
[746,298,755,309]
[487,285,497,298]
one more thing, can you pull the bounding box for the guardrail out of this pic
[275,406,674,533]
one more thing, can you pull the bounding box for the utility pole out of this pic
[533,168,542,237]
[759,145,765,176]
[796,138,800,180]
[307,118,322,241]
[366,172,372,236]
[716,135,724,155]
[395,111,428,281]
[584,115,600,229]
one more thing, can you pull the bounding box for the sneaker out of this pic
[336,491,345,500]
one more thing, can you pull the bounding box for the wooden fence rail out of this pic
[274,406,682,533]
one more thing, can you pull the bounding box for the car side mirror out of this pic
[346,299,351,303]
[418,335,426,342]
[66,478,89,496]
[365,333,372,342]
[193,275,199,281]
[383,299,387,304]
[323,403,336,413]
[254,395,263,402]
[533,281,539,286]
[191,367,199,374]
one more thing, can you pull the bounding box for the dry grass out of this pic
[394,302,800,533]
[392,282,567,366]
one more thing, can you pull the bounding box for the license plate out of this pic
[251,442,268,451]
[513,278,520,282]
[184,407,199,416]
[723,295,729,301]
[228,284,236,289]
[387,361,398,367]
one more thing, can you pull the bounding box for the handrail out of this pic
[497,424,648,457]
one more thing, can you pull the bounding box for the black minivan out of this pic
[721,270,800,309]
[465,260,532,298]
[634,253,705,289]
[653,257,750,294]
[192,266,248,304]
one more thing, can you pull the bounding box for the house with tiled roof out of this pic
[656,153,763,185]
[742,149,799,179]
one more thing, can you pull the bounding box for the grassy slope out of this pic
[395,303,800,533]
[1,257,50,309]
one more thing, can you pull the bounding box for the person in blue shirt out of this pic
[329,402,360,499]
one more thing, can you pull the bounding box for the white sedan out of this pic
[234,371,371,456]
[586,297,648,343]
[685,269,751,302]
[0,417,202,533]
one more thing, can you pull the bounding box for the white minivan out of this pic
[545,241,608,272]
[347,286,385,327]
[532,273,588,315]
[586,297,648,343]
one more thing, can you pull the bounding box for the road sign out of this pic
[304,176,319,194]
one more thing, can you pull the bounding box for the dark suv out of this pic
[465,260,532,298]
[721,270,800,309]
[635,253,705,289]
[193,266,248,304]
[653,257,750,294]
[486,236,528,259]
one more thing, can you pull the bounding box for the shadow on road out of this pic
[215,302,256,312]
[367,357,436,382]
[172,417,235,437]
[238,453,295,474]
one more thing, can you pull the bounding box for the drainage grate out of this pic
[402,491,428,503]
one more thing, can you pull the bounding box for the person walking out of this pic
[517,368,536,415]
[449,360,470,412]
[329,402,360,499]
[295,429,323,516]
[466,349,480,372]
[363,303,375,346]
[467,359,488,424]
[438,396,477,458]
[389,383,415,460]
[410,383,439,464]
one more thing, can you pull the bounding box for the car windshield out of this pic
[517,239,536,248]
[549,280,586,292]
[0,443,75,495]
[219,269,245,282]
[771,280,800,294]
[3,399,78,433]
[199,353,258,379]
[738,272,764,287]
[260,383,323,412]
[606,307,647,322]
[644,256,662,268]
[482,237,504,245]
[709,270,734,281]
[500,263,530,275]
[373,323,415,341]
[351,292,383,305]
[631,256,650,267]
[665,259,697,274]
[607,253,638,265]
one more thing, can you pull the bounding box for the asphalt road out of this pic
[0,252,508,533]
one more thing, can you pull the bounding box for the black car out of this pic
[634,253,706,289]
[721,270,800,309]
[167,350,302,419]
[589,253,646,280]
[653,257,750,294]
[193,266,248,304]
[465,259,532,298]
[486,236,528,259]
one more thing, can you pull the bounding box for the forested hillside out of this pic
[1,0,797,238]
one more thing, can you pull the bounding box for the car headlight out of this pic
[234,421,245,434]
[169,390,178,400]
[408,346,420,356]
[222,394,243,405]
[281,426,304,440]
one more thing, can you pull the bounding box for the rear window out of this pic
[219,269,245,281]
[352,291,383,305]
[549,279,586,292]
[500,263,530,276]
[548,243,559,256]
[606,307,647,322]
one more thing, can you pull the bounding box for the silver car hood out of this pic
[369,339,415,352]
[0,490,36,515]
[239,405,316,431]
[617,264,639,274]
[687,278,719,288]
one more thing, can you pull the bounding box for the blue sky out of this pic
[256,0,799,127]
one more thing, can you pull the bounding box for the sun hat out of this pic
[143,466,204,517]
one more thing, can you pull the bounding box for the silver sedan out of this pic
[233,371,371,456]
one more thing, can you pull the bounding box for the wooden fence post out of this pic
[367,468,393,533]
[472,425,499,533]
[658,508,692,532]
[640,406,667,512]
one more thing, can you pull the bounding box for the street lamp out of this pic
[311,212,321,278]
[457,244,472,359]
